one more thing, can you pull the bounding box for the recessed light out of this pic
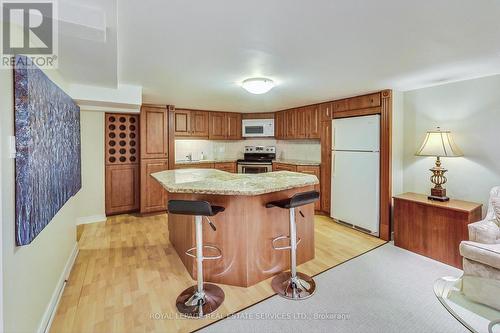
[241,78,275,94]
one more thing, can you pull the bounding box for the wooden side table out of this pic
[393,193,482,268]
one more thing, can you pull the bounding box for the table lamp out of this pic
[415,127,463,201]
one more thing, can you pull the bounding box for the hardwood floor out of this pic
[50,214,385,333]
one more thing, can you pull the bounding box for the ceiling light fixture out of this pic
[241,78,275,94]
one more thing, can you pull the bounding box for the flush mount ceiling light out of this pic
[241,78,275,94]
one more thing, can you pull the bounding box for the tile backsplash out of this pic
[175,139,321,162]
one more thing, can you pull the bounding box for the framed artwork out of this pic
[14,55,81,246]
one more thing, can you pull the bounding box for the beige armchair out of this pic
[459,186,500,310]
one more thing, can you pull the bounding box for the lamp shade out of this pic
[415,128,463,157]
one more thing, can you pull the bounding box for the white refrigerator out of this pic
[330,115,380,236]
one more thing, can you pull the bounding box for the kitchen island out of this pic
[152,169,319,287]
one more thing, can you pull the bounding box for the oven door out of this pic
[238,163,272,174]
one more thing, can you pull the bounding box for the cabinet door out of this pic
[191,111,209,137]
[333,99,348,113]
[297,165,321,210]
[175,163,214,169]
[140,159,168,213]
[214,162,237,173]
[320,102,332,122]
[296,107,307,139]
[209,112,227,139]
[275,111,284,139]
[226,113,241,140]
[348,93,381,110]
[105,164,140,215]
[307,105,321,139]
[174,109,191,137]
[272,163,297,172]
[140,106,168,159]
[320,121,332,213]
[284,109,297,139]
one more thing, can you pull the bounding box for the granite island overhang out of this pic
[152,169,319,287]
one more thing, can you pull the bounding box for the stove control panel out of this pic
[245,146,276,154]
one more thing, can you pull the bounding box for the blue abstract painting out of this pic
[14,55,81,246]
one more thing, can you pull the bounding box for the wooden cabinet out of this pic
[191,111,209,137]
[214,162,237,173]
[320,120,332,213]
[296,108,307,139]
[275,111,285,139]
[140,159,168,213]
[307,105,321,139]
[209,112,226,139]
[174,109,209,138]
[139,105,169,214]
[296,165,321,211]
[226,113,242,139]
[274,105,320,140]
[333,93,382,119]
[319,102,332,122]
[393,193,482,268]
[105,113,140,216]
[272,162,297,172]
[209,112,241,140]
[105,164,140,215]
[175,162,214,169]
[173,109,191,137]
[140,106,168,159]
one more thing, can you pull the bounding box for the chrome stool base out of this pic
[176,283,225,317]
[271,271,316,300]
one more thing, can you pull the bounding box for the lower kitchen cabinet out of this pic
[105,164,140,215]
[296,165,321,211]
[175,163,214,169]
[140,159,169,214]
[214,162,237,173]
[273,162,321,211]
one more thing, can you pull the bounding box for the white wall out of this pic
[1,67,79,333]
[402,74,500,213]
[175,138,321,162]
[77,111,106,223]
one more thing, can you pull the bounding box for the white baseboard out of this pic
[37,242,79,333]
[76,214,107,225]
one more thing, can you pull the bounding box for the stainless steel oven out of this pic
[237,146,276,174]
[238,162,273,174]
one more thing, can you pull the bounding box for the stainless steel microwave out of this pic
[242,119,275,137]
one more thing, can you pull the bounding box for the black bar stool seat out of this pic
[168,200,225,216]
[168,200,225,317]
[266,190,319,300]
[266,191,320,209]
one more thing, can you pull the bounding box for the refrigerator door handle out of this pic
[331,151,335,177]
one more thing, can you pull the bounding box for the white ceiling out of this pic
[60,0,500,112]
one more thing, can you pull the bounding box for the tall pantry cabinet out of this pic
[104,106,170,216]
[140,105,170,214]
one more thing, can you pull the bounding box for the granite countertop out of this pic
[175,159,238,165]
[273,159,321,166]
[152,169,319,195]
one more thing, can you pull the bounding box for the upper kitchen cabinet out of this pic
[306,104,320,139]
[226,112,242,139]
[275,111,285,139]
[333,92,382,118]
[209,112,242,140]
[174,109,209,138]
[140,105,168,159]
[319,102,332,122]
[274,105,320,140]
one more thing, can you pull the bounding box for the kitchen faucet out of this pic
[186,153,192,161]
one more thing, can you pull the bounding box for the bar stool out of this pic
[266,190,319,300]
[168,200,225,317]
